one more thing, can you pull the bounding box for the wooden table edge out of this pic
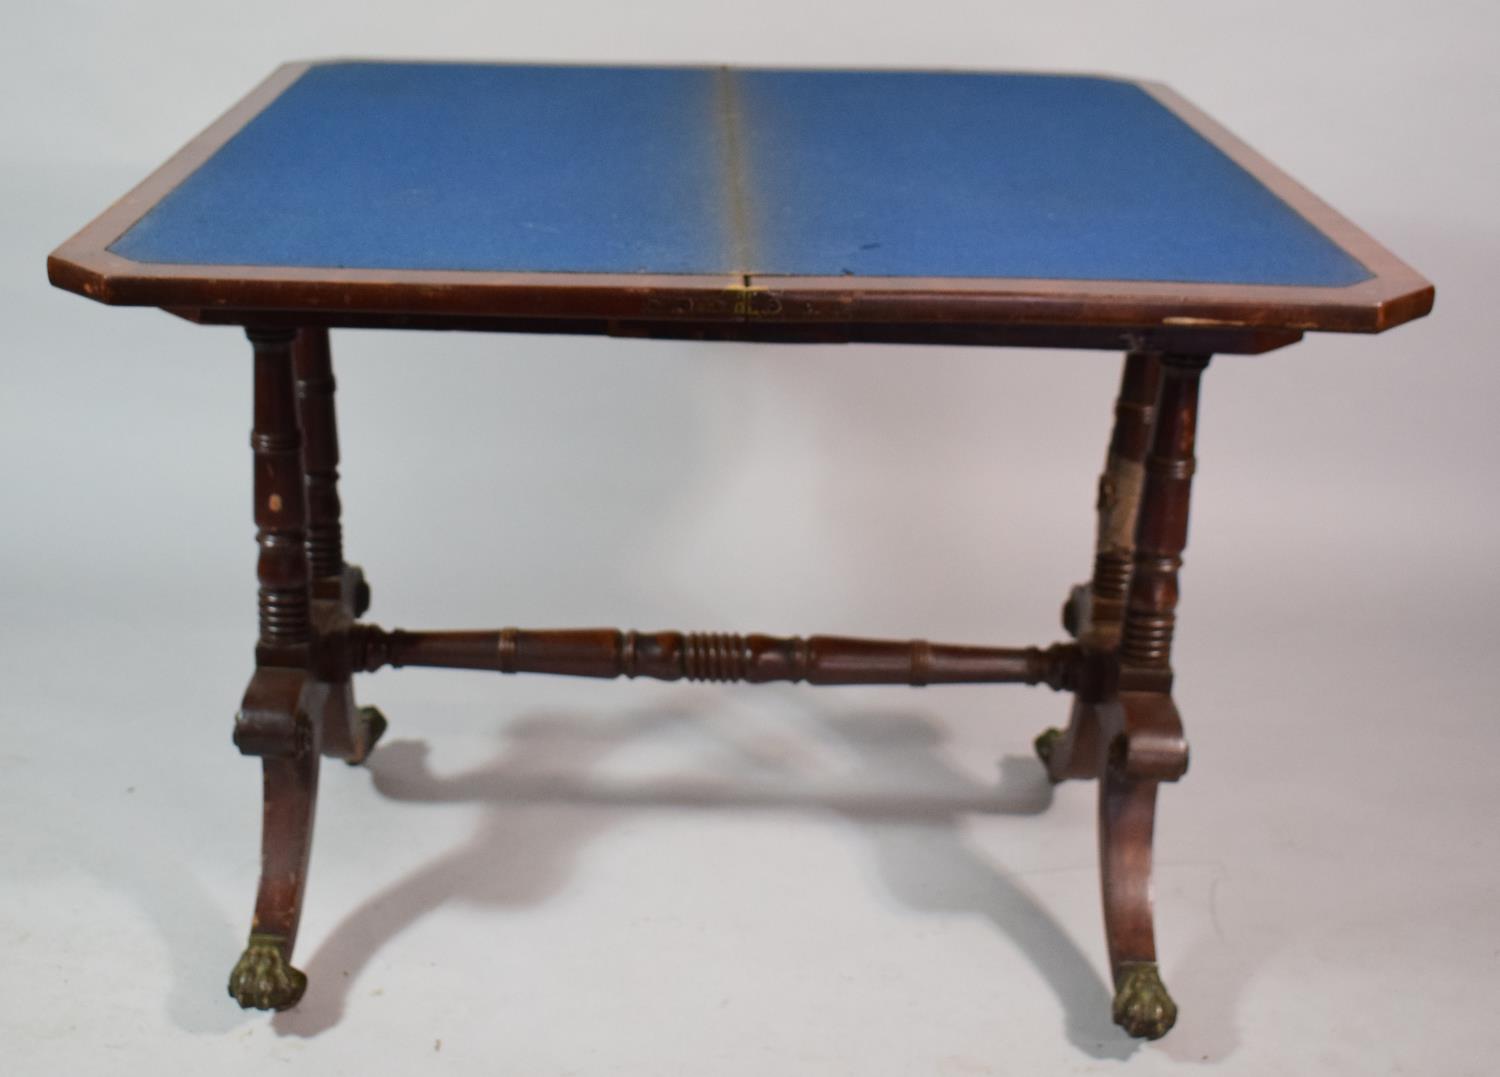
[45,61,1435,340]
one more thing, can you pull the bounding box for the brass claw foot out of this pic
[1112,961,1177,1039]
[228,933,307,1011]
[345,705,388,767]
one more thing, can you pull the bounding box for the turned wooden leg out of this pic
[1083,351,1164,634]
[228,327,321,1011]
[292,327,385,765]
[1039,351,1163,781]
[1096,352,1208,1039]
[293,326,370,616]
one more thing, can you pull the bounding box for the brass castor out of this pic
[345,705,388,767]
[1112,961,1178,1040]
[228,933,307,1011]
[1034,726,1062,767]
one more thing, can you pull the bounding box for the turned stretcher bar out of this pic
[348,625,1081,690]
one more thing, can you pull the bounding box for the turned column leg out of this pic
[1081,351,1164,634]
[1097,352,1208,1039]
[1038,351,1163,781]
[227,328,322,1011]
[292,327,385,765]
[1118,354,1208,681]
[293,326,370,615]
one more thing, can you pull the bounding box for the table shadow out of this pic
[69,811,249,1036]
[270,703,1142,1058]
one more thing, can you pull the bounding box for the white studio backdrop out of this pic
[2,2,1496,1075]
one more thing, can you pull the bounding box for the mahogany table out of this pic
[48,61,1433,1041]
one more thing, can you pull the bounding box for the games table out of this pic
[48,61,1433,1040]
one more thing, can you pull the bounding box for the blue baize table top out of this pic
[107,62,1370,288]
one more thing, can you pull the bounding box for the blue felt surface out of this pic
[734,70,1369,285]
[111,63,736,275]
[110,62,1371,287]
